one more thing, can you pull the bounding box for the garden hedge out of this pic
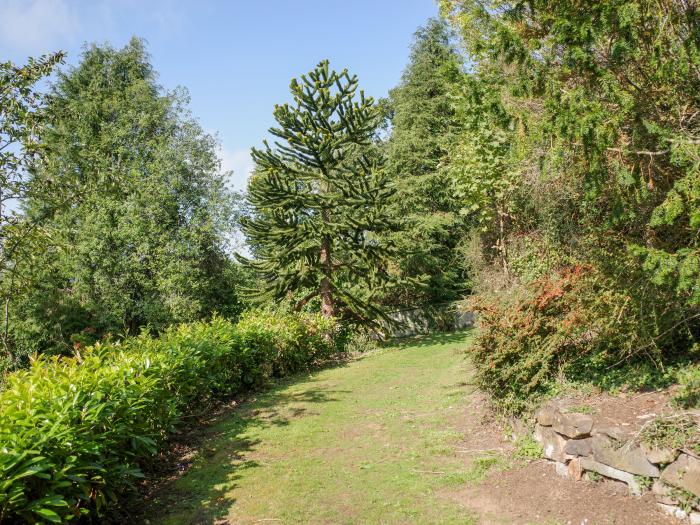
[0,310,340,523]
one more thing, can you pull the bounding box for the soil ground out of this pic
[137,331,678,525]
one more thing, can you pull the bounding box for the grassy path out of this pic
[144,332,480,525]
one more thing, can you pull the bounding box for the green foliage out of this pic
[513,435,543,461]
[383,19,469,306]
[5,39,244,360]
[640,415,700,453]
[448,454,508,486]
[0,52,64,362]
[468,262,697,413]
[436,0,700,409]
[586,471,604,482]
[240,60,396,323]
[673,363,700,409]
[566,405,595,415]
[667,486,700,514]
[0,311,341,523]
[633,475,654,493]
[342,329,378,355]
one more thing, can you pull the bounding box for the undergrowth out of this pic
[468,263,700,415]
[639,415,700,454]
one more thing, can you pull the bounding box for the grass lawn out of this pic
[143,331,480,525]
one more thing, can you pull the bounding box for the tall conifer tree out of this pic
[240,61,395,321]
[384,19,468,306]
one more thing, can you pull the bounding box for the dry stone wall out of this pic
[382,303,475,338]
[534,405,700,523]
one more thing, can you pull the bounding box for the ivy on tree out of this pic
[240,60,396,321]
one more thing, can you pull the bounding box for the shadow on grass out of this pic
[133,370,350,524]
[132,330,472,524]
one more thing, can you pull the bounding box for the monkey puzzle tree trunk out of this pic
[238,60,397,324]
[319,236,335,318]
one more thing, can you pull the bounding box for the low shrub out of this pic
[639,414,700,455]
[0,310,341,523]
[468,264,699,414]
[673,362,700,409]
[342,329,378,355]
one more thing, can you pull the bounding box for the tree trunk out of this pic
[319,236,335,318]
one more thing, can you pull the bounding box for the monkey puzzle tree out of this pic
[240,60,396,321]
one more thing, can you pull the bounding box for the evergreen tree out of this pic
[12,39,243,355]
[384,19,467,306]
[240,60,395,321]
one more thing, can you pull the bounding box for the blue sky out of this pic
[0,0,439,190]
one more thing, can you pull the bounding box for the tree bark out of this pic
[2,296,9,359]
[319,236,335,318]
[294,290,320,312]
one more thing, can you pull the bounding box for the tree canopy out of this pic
[240,60,396,322]
[6,39,244,360]
[383,19,470,307]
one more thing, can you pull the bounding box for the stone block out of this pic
[691,511,700,525]
[580,457,642,496]
[534,424,572,463]
[554,461,569,478]
[536,406,556,427]
[552,411,594,438]
[652,479,679,506]
[660,453,700,499]
[657,503,688,520]
[642,443,679,465]
[685,448,700,460]
[564,437,593,457]
[568,457,584,481]
[591,434,660,477]
[593,424,633,441]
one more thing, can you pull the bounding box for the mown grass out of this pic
[142,331,481,525]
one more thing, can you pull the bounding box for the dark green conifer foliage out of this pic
[384,19,467,306]
[240,60,395,321]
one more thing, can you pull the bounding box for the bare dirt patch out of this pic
[446,460,678,525]
[442,387,683,524]
[553,389,676,432]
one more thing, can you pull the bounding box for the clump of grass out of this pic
[513,435,543,460]
[442,453,507,486]
[586,471,603,482]
[633,475,654,492]
[639,414,700,452]
[566,404,595,415]
[673,363,700,409]
[667,485,700,513]
[343,330,378,355]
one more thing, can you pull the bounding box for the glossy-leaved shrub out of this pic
[0,310,340,523]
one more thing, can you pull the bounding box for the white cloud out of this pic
[0,0,78,54]
[219,146,254,192]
